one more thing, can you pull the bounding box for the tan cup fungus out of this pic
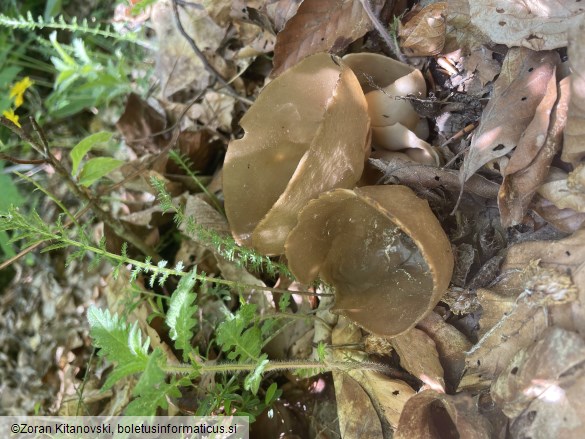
[285,185,453,337]
[223,53,371,255]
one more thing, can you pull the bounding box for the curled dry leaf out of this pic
[492,327,585,438]
[563,14,585,164]
[459,235,582,391]
[461,48,559,183]
[343,52,438,165]
[447,0,585,51]
[498,76,569,227]
[271,0,384,77]
[390,328,445,392]
[368,156,499,199]
[331,317,414,432]
[417,312,472,391]
[223,53,370,255]
[394,390,494,439]
[532,194,585,233]
[285,185,453,337]
[399,2,447,57]
[538,165,585,214]
[263,0,302,33]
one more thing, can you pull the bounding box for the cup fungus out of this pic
[223,53,371,255]
[284,185,454,337]
[343,53,438,165]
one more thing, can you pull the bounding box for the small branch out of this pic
[171,0,254,106]
[0,153,47,165]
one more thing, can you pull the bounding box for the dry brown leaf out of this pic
[116,93,167,156]
[391,328,445,392]
[498,76,569,227]
[285,186,453,337]
[462,48,559,182]
[417,312,472,391]
[459,258,578,389]
[223,53,370,255]
[368,156,500,198]
[399,2,447,57]
[492,327,585,438]
[447,0,585,51]
[461,48,502,87]
[532,194,585,233]
[151,0,226,97]
[394,390,494,439]
[331,317,415,433]
[263,0,302,32]
[271,0,384,77]
[537,165,585,214]
[563,15,585,164]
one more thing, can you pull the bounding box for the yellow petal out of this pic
[2,108,21,127]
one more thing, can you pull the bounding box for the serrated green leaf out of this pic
[78,157,123,186]
[87,307,149,388]
[244,355,269,395]
[70,131,113,175]
[216,304,262,362]
[165,270,198,361]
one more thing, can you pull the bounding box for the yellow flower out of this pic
[2,108,21,127]
[9,76,33,108]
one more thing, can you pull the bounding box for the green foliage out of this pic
[70,131,113,174]
[87,306,151,390]
[45,31,134,118]
[217,302,262,362]
[151,175,293,280]
[78,157,123,186]
[165,269,198,361]
[0,12,145,45]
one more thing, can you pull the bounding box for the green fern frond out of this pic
[165,269,198,361]
[0,12,153,49]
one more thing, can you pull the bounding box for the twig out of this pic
[171,0,254,106]
[0,153,47,165]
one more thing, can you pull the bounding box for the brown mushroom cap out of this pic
[285,185,453,337]
[223,53,370,255]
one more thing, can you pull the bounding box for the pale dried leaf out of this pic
[538,165,585,213]
[492,327,585,438]
[263,0,302,32]
[532,194,585,233]
[462,48,559,182]
[271,0,384,77]
[331,317,415,431]
[562,14,585,164]
[152,0,226,97]
[369,156,500,199]
[460,262,578,391]
[399,2,447,56]
[498,76,569,227]
[224,54,370,255]
[417,312,472,391]
[391,328,445,392]
[447,0,585,50]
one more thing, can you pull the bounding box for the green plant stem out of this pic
[0,116,160,261]
[165,359,391,375]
